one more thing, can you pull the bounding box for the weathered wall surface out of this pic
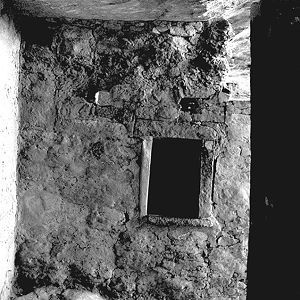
[10,0,251,102]
[0,2,20,299]
[10,0,251,22]
[14,19,250,300]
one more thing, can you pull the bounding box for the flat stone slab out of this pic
[11,0,251,22]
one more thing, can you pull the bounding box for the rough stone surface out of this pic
[10,0,250,22]
[9,0,251,101]
[63,290,106,300]
[0,4,20,300]
[224,0,251,101]
[13,19,250,299]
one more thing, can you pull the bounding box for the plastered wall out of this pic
[0,2,20,299]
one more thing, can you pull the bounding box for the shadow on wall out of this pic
[248,1,300,298]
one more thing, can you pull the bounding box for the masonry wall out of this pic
[13,18,250,300]
[0,2,20,299]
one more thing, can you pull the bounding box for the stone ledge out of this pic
[144,215,218,228]
[133,119,221,141]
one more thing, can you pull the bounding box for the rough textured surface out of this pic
[13,19,250,299]
[15,288,106,300]
[0,4,20,299]
[10,0,251,101]
[10,0,250,22]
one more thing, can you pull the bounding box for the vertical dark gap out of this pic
[247,1,271,298]
[248,1,300,298]
[210,157,218,209]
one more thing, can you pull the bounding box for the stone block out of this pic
[63,290,106,300]
[192,106,225,123]
[95,91,112,106]
[170,26,189,36]
[134,119,218,141]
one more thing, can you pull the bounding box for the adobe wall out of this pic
[14,18,250,300]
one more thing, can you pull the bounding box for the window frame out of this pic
[139,136,215,220]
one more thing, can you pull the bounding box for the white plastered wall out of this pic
[0,1,20,298]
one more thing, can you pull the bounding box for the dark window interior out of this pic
[147,138,201,218]
[179,98,200,113]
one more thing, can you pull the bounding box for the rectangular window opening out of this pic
[140,137,211,220]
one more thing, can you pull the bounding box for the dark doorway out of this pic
[147,138,201,218]
[248,1,300,299]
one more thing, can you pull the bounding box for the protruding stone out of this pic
[169,26,188,36]
[205,141,214,151]
[184,24,197,36]
[15,293,38,300]
[154,25,169,33]
[189,33,201,45]
[63,290,106,300]
[169,25,198,37]
[95,90,112,106]
[152,27,160,34]
[218,87,231,102]
[190,22,203,32]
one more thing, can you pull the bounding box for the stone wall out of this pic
[10,0,251,102]
[13,18,250,300]
[0,2,20,299]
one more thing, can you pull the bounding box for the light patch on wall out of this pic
[225,26,250,100]
[203,0,249,20]
[0,12,20,300]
